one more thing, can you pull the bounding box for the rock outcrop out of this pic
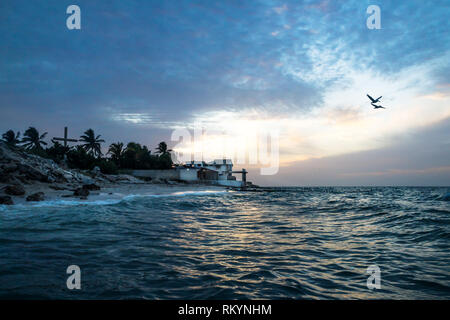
[82,183,101,191]
[4,184,25,196]
[0,141,151,204]
[0,141,95,186]
[0,195,13,205]
[26,192,45,202]
[74,188,89,197]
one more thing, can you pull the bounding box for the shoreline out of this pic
[0,141,237,206]
[1,180,230,207]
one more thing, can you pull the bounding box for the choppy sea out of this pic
[0,187,449,299]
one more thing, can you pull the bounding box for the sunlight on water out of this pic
[0,187,449,299]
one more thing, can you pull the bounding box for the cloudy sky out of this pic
[1,0,449,186]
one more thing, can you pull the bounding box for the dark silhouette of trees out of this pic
[3,125,173,172]
[1,130,20,146]
[79,129,105,157]
[46,141,70,162]
[107,142,124,165]
[21,127,48,150]
[156,141,172,155]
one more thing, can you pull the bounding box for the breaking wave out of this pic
[0,189,229,210]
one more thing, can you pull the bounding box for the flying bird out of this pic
[367,94,382,103]
[371,103,386,109]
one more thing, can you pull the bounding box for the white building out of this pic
[178,159,246,187]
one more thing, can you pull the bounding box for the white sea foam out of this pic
[0,189,229,210]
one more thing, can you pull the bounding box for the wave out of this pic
[127,189,228,198]
[0,186,449,299]
[0,189,229,210]
[0,198,123,210]
[441,193,450,201]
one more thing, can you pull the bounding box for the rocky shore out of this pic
[0,142,193,206]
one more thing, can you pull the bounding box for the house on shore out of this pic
[178,159,246,187]
[130,159,247,188]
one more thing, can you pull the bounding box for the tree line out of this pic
[1,127,173,174]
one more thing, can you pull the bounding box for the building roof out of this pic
[210,159,233,165]
[184,159,233,166]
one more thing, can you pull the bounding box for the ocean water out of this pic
[0,187,449,300]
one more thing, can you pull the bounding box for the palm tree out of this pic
[156,141,172,155]
[2,130,21,146]
[21,127,48,150]
[107,142,124,163]
[79,129,105,157]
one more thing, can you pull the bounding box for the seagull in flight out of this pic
[371,103,386,109]
[367,94,382,104]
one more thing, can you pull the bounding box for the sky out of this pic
[0,0,449,186]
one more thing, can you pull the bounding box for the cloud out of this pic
[0,0,448,185]
[273,4,288,15]
[250,116,450,186]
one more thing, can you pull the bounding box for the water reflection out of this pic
[0,187,449,299]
